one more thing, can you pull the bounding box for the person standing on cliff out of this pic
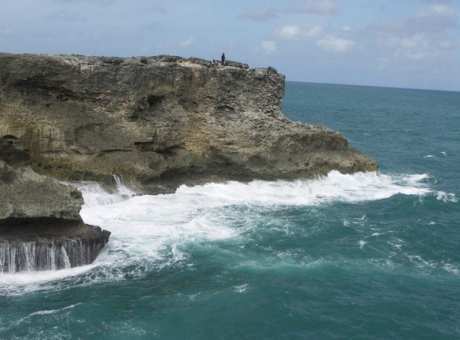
[221,53,226,65]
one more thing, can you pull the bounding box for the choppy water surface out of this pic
[1,82,459,339]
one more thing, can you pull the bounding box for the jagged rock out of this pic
[0,53,377,193]
[0,160,83,220]
[0,160,110,272]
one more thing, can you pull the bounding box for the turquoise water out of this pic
[1,82,459,339]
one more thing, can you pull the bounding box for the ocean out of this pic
[1,82,459,339]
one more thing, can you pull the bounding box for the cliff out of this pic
[0,53,376,193]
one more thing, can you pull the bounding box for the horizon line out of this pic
[286,79,460,94]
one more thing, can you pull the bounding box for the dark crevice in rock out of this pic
[13,75,99,103]
[129,94,167,121]
[96,148,133,156]
[0,135,30,166]
[14,77,77,101]
[134,140,184,157]
[147,94,164,108]
[156,145,183,158]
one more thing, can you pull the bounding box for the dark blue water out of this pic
[1,82,459,339]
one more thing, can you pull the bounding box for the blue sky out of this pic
[1,0,460,91]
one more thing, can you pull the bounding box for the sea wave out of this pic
[174,171,432,206]
[0,171,449,293]
[77,171,434,272]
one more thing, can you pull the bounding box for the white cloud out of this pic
[385,33,454,60]
[242,0,337,20]
[278,25,301,39]
[277,25,322,40]
[179,37,194,48]
[423,4,457,17]
[261,40,278,54]
[299,0,337,16]
[275,24,355,54]
[367,2,459,64]
[317,35,355,53]
[303,26,323,38]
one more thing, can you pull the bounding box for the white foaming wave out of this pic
[233,283,249,293]
[0,265,97,295]
[175,171,431,206]
[28,303,81,317]
[436,191,458,203]
[79,171,431,242]
[0,171,435,292]
[78,180,135,207]
[77,171,432,269]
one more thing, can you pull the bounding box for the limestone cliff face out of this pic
[0,53,377,192]
[0,160,82,221]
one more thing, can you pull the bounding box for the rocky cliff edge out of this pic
[0,53,377,193]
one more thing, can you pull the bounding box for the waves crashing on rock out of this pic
[0,221,110,273]
[0,239,107,273]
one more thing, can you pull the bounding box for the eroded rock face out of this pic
[0,160,82,221]
[0,160,110,272]
[0,53,377,193]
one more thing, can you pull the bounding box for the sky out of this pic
[1,0,460,91]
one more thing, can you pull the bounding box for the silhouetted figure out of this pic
[221,53,226,65]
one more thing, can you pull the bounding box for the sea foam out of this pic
[0,171,439,293]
